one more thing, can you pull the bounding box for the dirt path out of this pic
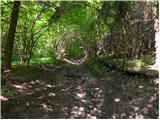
[1,64,159,118]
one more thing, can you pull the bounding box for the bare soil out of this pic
[1,64,159,119]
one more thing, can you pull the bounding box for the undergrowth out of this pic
[85,55,155,75]
[85,57,110,75]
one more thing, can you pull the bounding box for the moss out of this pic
[127,55,154,69]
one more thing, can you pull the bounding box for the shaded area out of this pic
[1,64,159,119]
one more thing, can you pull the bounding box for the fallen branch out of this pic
[63,54,88,65]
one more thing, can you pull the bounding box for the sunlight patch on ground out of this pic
[81,99,87,103]
[153,79,159,85]
[48,92,56,97]
[132,106,140,111]
[46,84,55,88]
[112,113,119,119]
[128,97,143,105]
[30,81,36,85]
[11,84,28,93]
[71,106,85,118]
[41,103,53,112]
[11,84,25,89]
[111,112,128,118]
[134,113,144,119]
[8,79,57,96]
[26,102,29,106]
[149,95,157,102]
[87,115,97,119]
[0,95,8,101]
[76,92,86,99]
[138,85,144,89]
[35,80,45,85]
[114,97,121,102]
[37,96,44,100]
[70,83,104,118]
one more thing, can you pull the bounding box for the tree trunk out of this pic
[152,1,159,70]
[122,20,128,69]
[3,1,21,70]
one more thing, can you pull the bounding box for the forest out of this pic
[1,0,159,119]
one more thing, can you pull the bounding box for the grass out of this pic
[12,57,52,66]
[11,55,155,74]
[127,55,155,70]
[30,57,52,65]
[86,55,155,74]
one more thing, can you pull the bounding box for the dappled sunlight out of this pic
[41,103,53,112]
[10,84,28,93]
[48,92,56,97]
[153,78,159,85]
[149,95,157,103]
[30,81,36,85]
[138,85,144,89]
[37,96,45,100]
[114,97,121,102]
[11,84,24,89]
[1,63,158,119]
[134,113,144,119]
[128,97,143,105]
[0,95,8,101]
[35,80,45,85]
[132,106,140,111]
[46,84,56,88]
[69,75,105,119]
[70,106,85,118]
[76,92,86,99]
[1,0,159,118]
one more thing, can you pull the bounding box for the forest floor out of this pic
[1,63,159,119]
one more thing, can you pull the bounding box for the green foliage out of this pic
[127,55,155,69]
[86,55,154,75]
[12,57,52,66]
[141,55,155,65]
[30,57,52,65]
[1,1,156,70]
[66,40,82,59]
[127,59,146,68]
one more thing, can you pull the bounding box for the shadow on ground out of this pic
[1,64,159,118]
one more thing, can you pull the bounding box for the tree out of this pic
[152,0,159,70]
[15,1,63,65]
[3,1,21,70]
[100,1,132,68]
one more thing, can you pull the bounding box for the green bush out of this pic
[66,40,83,59]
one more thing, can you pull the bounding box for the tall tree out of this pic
[3,1,21,70]
[152,0,159,70]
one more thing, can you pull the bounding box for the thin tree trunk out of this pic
[3,1,21,70]
[122,20,127,69]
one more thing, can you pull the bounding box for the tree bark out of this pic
[122,20,128,70]
[3,1,21,70]
[152,1,159,70]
